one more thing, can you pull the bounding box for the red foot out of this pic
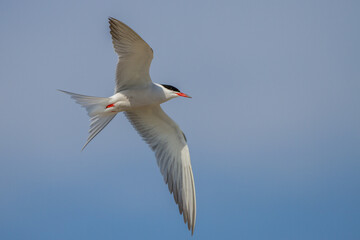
[106,103,115,108]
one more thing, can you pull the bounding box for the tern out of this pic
[59,17,196,234]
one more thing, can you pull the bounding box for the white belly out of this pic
[107,84,168,112]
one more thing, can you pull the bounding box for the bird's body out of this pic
[107,83,176,112]
[60,17,196,234]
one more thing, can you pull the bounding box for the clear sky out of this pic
[0,0,359,239]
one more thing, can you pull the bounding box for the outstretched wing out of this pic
[125,105,196,234]
[109,17,154,92]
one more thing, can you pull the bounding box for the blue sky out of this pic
[1,0,359,239]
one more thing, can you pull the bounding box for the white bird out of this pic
[59,17,196,234]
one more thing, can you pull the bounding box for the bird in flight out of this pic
[59,17,196,234]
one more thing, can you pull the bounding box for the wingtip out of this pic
[108,17,118,24]
[57,89,71,95]
[188,222,194,236]
[81,141,90,151]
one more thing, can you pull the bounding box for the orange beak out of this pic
[176,92,192,98]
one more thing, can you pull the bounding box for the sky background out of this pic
[0,0,359,239]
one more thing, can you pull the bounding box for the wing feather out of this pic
[124,105,196,234]
[109,17,153,92]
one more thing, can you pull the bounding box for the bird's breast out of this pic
[110,86,167,111]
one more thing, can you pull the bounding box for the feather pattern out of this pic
[125,105,196,234]
[109,17,154,92]
[58,90,117,150]
[82,114,116,150]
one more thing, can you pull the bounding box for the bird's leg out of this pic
[106,103,115,108]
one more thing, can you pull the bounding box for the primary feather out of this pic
[125,105,196,234]
[109,17,154,92]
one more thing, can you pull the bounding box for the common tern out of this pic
[60,17,196,234]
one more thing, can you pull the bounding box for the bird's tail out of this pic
[59,90,117,150]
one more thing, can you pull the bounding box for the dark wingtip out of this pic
[57,89,68,94]
[108,17,116,26]
[108,17,119,24]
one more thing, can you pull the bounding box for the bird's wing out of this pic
[109,17,154,92]
[125,105,196,234]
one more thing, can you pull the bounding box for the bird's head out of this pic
[160,84,192,99]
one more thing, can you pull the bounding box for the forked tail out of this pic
[58,90,116,150]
